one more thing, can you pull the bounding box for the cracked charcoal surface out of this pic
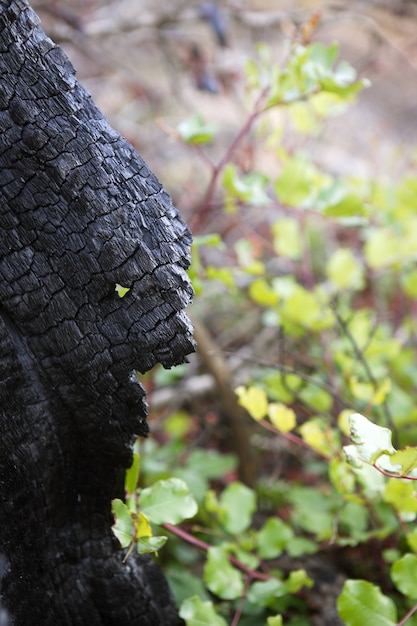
[0,0,195,623]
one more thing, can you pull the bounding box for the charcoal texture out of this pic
[0,1,195,623]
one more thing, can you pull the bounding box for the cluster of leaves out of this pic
[112,36,417,625]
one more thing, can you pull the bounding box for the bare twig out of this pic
[191,316,257,487]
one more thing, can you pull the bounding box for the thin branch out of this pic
[373,464,417,481]
[258,418,331,459]
[220,350,357,411]
[397,601,417,626]
[162,523,270,581]
[189,87,269,232]
[230,575,252,626]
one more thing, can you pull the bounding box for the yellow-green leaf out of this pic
[132,512,152,540]
[384,479,417,514]
[299,418,333,456]
[115,283,131,298]
[326,248,364,290]
[389,448,417,477]
[268,403,296,432]
[235,386,268,421]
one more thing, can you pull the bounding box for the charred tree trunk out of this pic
[0,1,195,624]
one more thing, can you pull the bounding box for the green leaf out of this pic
[257,517,294,559]
[271,218,301,259]
[179,596,227,626]
[274,156,316,207]
[247,579,286,607]
[337,580,397,626]
[391,554,417,598]
[329,458,355,495]
[140,478,198,525]
[218,482,257,534]
[408,528,417,553]
[267,617,283,626]
[365,228,399,269]
[136,535,167,554]
[287,537,318,557]
[204,546,244,599]
[285,569,313,593]
[165,567,210,606]
[125,450,140,497]
[186,449,237,480]
[177,113,217,145]
[326,248,364,290]
[115,283,131,298]
[111,499,134,548]
[223,163,270,205]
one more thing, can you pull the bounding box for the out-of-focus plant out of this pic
[113,29,417,626]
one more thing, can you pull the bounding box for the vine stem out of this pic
[230,575,253,626]
[373,464,417,481]
[162,522,270,581]
[397,601,417,626]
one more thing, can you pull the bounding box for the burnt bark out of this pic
[0,1,195,623]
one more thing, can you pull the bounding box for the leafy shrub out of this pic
[113,32,417,626]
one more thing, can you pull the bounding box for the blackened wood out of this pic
[0,1,195,623]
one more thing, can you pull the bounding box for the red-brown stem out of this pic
[162,522,270,581]
[189,89,269,233]
[373,464,417,481]
[397,601,417,626]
